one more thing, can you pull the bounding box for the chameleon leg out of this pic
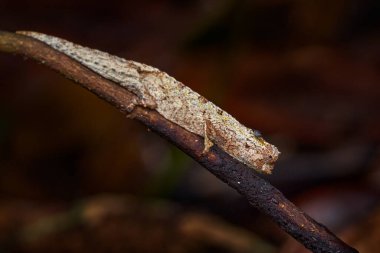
[202,120,214,153]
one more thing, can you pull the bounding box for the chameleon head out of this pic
[243,133,280,174]
[255,143,280,174]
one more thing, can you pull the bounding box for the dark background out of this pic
[0,1,379,252]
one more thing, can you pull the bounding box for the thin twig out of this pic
[0,31,358,253]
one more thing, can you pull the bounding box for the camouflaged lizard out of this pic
[18,31,280,173]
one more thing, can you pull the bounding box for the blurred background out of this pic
[0,0,379,252]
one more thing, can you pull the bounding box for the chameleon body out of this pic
[18,31,280,173]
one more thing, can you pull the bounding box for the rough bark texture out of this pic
[0,31,358,253]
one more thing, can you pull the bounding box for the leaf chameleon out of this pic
[18,31,280,174]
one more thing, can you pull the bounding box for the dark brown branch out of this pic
[0,31,358,253]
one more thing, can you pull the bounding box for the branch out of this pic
[0,31,358,253]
